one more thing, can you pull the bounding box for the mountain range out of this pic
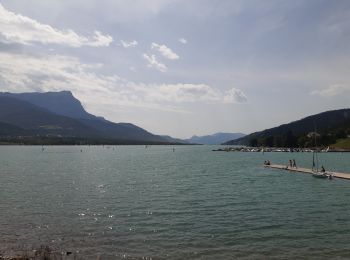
[187,132,245,145]
[224,108,350,148]
[3,91,347,147]
[0,91,177,144]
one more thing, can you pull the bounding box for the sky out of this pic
[0,0,350,138]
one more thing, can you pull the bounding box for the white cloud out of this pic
[311,84,349,97]
[0,3,113,47]
[143,54,167,72]
[120,40,138,48]
[0,52,247,116]
[223,88,248,103]
[89,31,113,47]
[140,83,246,104]
[151,42,179,60]
[178,38,187,44]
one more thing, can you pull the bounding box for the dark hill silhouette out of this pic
[0,91,95,119]
[0,91,169,143]
[224,108,350,147]
[79,118,166,142]
[0,96,98,137]
[0,122,26,136]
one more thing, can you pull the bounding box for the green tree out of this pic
[283,131,298,147]
[249,138,258,147]
[298,136,308,148]
[264,136,274,147]
[274,136,282,147]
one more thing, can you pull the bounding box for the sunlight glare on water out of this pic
[1,145,350,259]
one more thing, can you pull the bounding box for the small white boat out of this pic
[312,172,328,179]
[311,125,332,180]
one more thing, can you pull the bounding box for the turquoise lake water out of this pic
[1,145,350,259]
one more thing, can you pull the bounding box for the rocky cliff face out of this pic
[0,91,95,119]
[0,91,169,143]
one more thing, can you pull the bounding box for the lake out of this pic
[1,145,350,259]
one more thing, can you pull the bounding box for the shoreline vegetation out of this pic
[223,109,350,149]
[0,136,190,146]
[213,146,350,153]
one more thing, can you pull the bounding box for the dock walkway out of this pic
[265,164,350,180]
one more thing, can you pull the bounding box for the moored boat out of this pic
[312,172,328,178]
[310,124,332,180]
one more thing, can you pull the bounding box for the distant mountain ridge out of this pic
[0,96,96,137]
[0,91,97,120]
[224,108,350,147]
[187,132,245,145]
[0,91,174,144]
[161,135,188,144]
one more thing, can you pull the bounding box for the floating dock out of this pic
[265,164,350,180]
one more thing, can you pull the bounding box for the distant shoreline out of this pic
[213,146,350,153]
[0,136,194,146]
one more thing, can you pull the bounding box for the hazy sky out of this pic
[0,0,350,138]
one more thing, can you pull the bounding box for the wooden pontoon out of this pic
[264,164,350,180]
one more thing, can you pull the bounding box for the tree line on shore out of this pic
[249,127,349,148]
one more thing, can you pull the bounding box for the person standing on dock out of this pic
[264,160,271,165]
[292,159,297,168]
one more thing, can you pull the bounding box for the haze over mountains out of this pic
[0,91,175,144]
[0,91,247,145]
[187,133,245,145]
[1,91,348,147]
